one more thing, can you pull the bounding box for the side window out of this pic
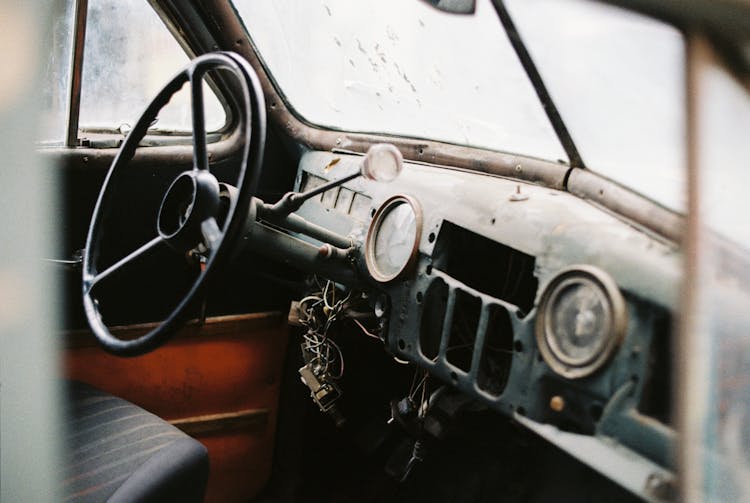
[37,0,226,146]
[79,0,225,134]
[38,1,76,145]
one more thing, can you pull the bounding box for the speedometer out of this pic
[365,195,422,283]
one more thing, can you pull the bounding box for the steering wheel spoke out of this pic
[190,69,209,172]
[85,236,164,292]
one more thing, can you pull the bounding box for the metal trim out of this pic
[66,0,88,147]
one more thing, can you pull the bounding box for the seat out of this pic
[62,381,209,503]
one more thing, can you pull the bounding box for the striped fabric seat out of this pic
[62,381,208,503]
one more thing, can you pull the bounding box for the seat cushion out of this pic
[62,381,209,503]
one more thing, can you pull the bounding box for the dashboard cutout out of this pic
[431,221,538,316]
[419,278,448,361]
[446,290,482,372]
[418,276,514,396]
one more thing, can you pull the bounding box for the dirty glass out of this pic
[37,0,75,145]
[234,0,567,163]
[693,56,750,502]
[79,0,225,134]
[507,0,686,211]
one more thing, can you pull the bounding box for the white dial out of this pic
[373,202,417,278]
[366,196,422,282]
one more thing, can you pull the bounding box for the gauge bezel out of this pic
[535,265,627,379]
[365,195,423,283]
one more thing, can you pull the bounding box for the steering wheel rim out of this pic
[82,52,266,356]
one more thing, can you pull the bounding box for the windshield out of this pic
[236,0,687,212]
[234,0,566,163]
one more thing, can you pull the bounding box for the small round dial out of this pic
[547,278,611,365]
[365,195,422,283]
[536,266,626,379]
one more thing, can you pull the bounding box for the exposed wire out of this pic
[298,278,351,381]
[393,356,411,365]
[353,318,380,340]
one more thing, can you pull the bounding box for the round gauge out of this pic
[365,195,422,283]
[535,266,626,379]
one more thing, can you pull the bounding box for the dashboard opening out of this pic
[431,221,538,316]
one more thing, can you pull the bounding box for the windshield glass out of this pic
[234,0,566,163]
[507,0,686,211]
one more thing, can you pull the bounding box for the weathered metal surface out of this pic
[566,168,684,245]
[298,151,681,303]
[295,149,681,493]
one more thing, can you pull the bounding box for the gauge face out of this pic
[547,279,611,365]
[536,266,626,379]
[366,196,422,282]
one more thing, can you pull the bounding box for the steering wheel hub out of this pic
[157,170,220,251]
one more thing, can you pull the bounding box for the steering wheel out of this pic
[82,52,266,356]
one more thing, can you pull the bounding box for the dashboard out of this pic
[290,149,680,496]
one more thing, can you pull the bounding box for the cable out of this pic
[353,318,380,340]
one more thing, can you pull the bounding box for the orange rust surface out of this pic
[63,313,289,503]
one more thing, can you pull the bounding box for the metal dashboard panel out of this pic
[296,150,680,305]
[295,149,681,493]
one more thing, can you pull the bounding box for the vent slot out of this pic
[477,305,514,396]
[446,290,481,372]
[432,221,538,316]
[420,278,449,360]
[419,277,514,396]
